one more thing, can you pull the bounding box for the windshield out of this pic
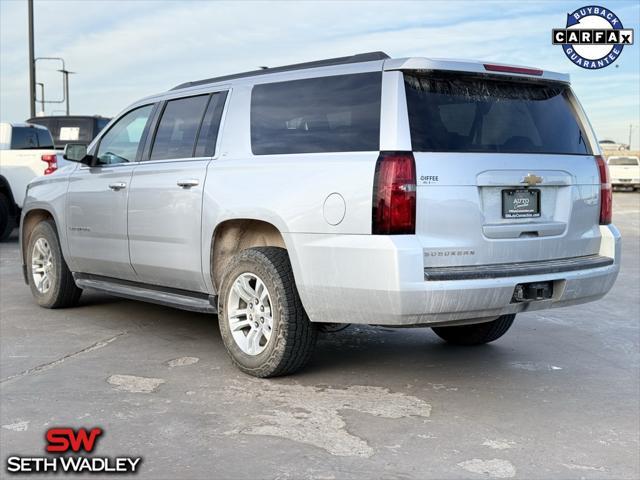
[404,73,591,155]
[608,157,639,166]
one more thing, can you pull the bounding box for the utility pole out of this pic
[629,124,633,149]
[58,69,75,115]
[28,0,36,118]
[36,82,45,115]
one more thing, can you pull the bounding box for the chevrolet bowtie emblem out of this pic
[521,173,543,186]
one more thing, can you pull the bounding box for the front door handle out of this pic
[108,182,127,191]
[177,179,199,188]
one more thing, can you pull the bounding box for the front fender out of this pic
[19,168,75,279]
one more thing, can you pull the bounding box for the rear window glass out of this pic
[150,95,209,160]
[57,118,94,142]
[251,72,381,155]
[608,157,639,166]
[404,74,590,155]
[36,128,54,149]
[11,127,39,149]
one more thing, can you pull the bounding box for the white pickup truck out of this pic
[608,155,640,190]
[0,122,60,240]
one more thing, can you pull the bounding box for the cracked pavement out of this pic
[1,193,639,479]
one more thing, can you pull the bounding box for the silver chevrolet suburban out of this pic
[19,52,620,377]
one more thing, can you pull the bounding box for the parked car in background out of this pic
[26,115,111,150]
[599,139,630,151]
[608,155,640,190]
[0,122,63,240]
[19,52,620,377]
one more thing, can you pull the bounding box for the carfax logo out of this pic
[5,427,142,475]
[552,5,634,69]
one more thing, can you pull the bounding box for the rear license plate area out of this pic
[502,188,540,218]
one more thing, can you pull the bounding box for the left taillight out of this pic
[41,154,58,175]
[595,155,612,225]
[372,151,417,235]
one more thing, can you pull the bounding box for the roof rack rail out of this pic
[170,51,390,91]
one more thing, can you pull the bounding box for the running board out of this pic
[73,273,217,314]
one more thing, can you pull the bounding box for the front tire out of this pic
[26,220,82,308]
[218,247,317,377]
[432,314,515,346]
[0,193,15,241]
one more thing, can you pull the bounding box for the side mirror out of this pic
[63,143,91,164]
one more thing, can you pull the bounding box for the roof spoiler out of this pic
[171,51,390,91]
[384,58,570,83]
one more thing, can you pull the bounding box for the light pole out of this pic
[36,82,45,115]
[34,57,68,114]
[58,69,75,115]
[28,0,36,118]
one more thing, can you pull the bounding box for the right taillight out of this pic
[41,154,58,175]
[372,151,416,235]
[595,155,612,225]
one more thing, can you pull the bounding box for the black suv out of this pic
[26,116,111,149]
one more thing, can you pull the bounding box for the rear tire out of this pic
[26,220,82,308]
[0,193,15,242]
[432,314,515,346]
[218,247,317,377]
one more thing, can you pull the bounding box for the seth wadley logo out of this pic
[5,427,142,474]
[552,5,634,69]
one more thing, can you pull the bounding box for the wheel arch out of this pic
[209,218,287,292]
[20,208,59,283]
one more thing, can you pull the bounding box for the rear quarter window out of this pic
[404,74,590,155]
[250,72,381,155]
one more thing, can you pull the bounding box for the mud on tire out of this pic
[218,247,317,377]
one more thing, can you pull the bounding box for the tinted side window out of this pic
[250,72,381,155]
[150,95,209,160]
[10,127,39,149]
[194,91,227,157]
[36,128,54,149]
[96,105,153,165]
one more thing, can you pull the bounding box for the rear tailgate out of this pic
[608,157,640,182]
[402,71,602,268]
[0,148,60,207]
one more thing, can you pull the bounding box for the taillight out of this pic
[595,155,612,225]
[372,152,416,235]
[41,154,58,175]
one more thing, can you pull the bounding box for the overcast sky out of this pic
[1,0,639,148]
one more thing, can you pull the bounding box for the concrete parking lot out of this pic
[1,193,638,479]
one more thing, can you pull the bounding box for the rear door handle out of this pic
[108,182,127,191]
[177,179,199,188]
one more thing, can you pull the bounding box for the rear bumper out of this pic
[612,181,639,188]
[285,225,621,326]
